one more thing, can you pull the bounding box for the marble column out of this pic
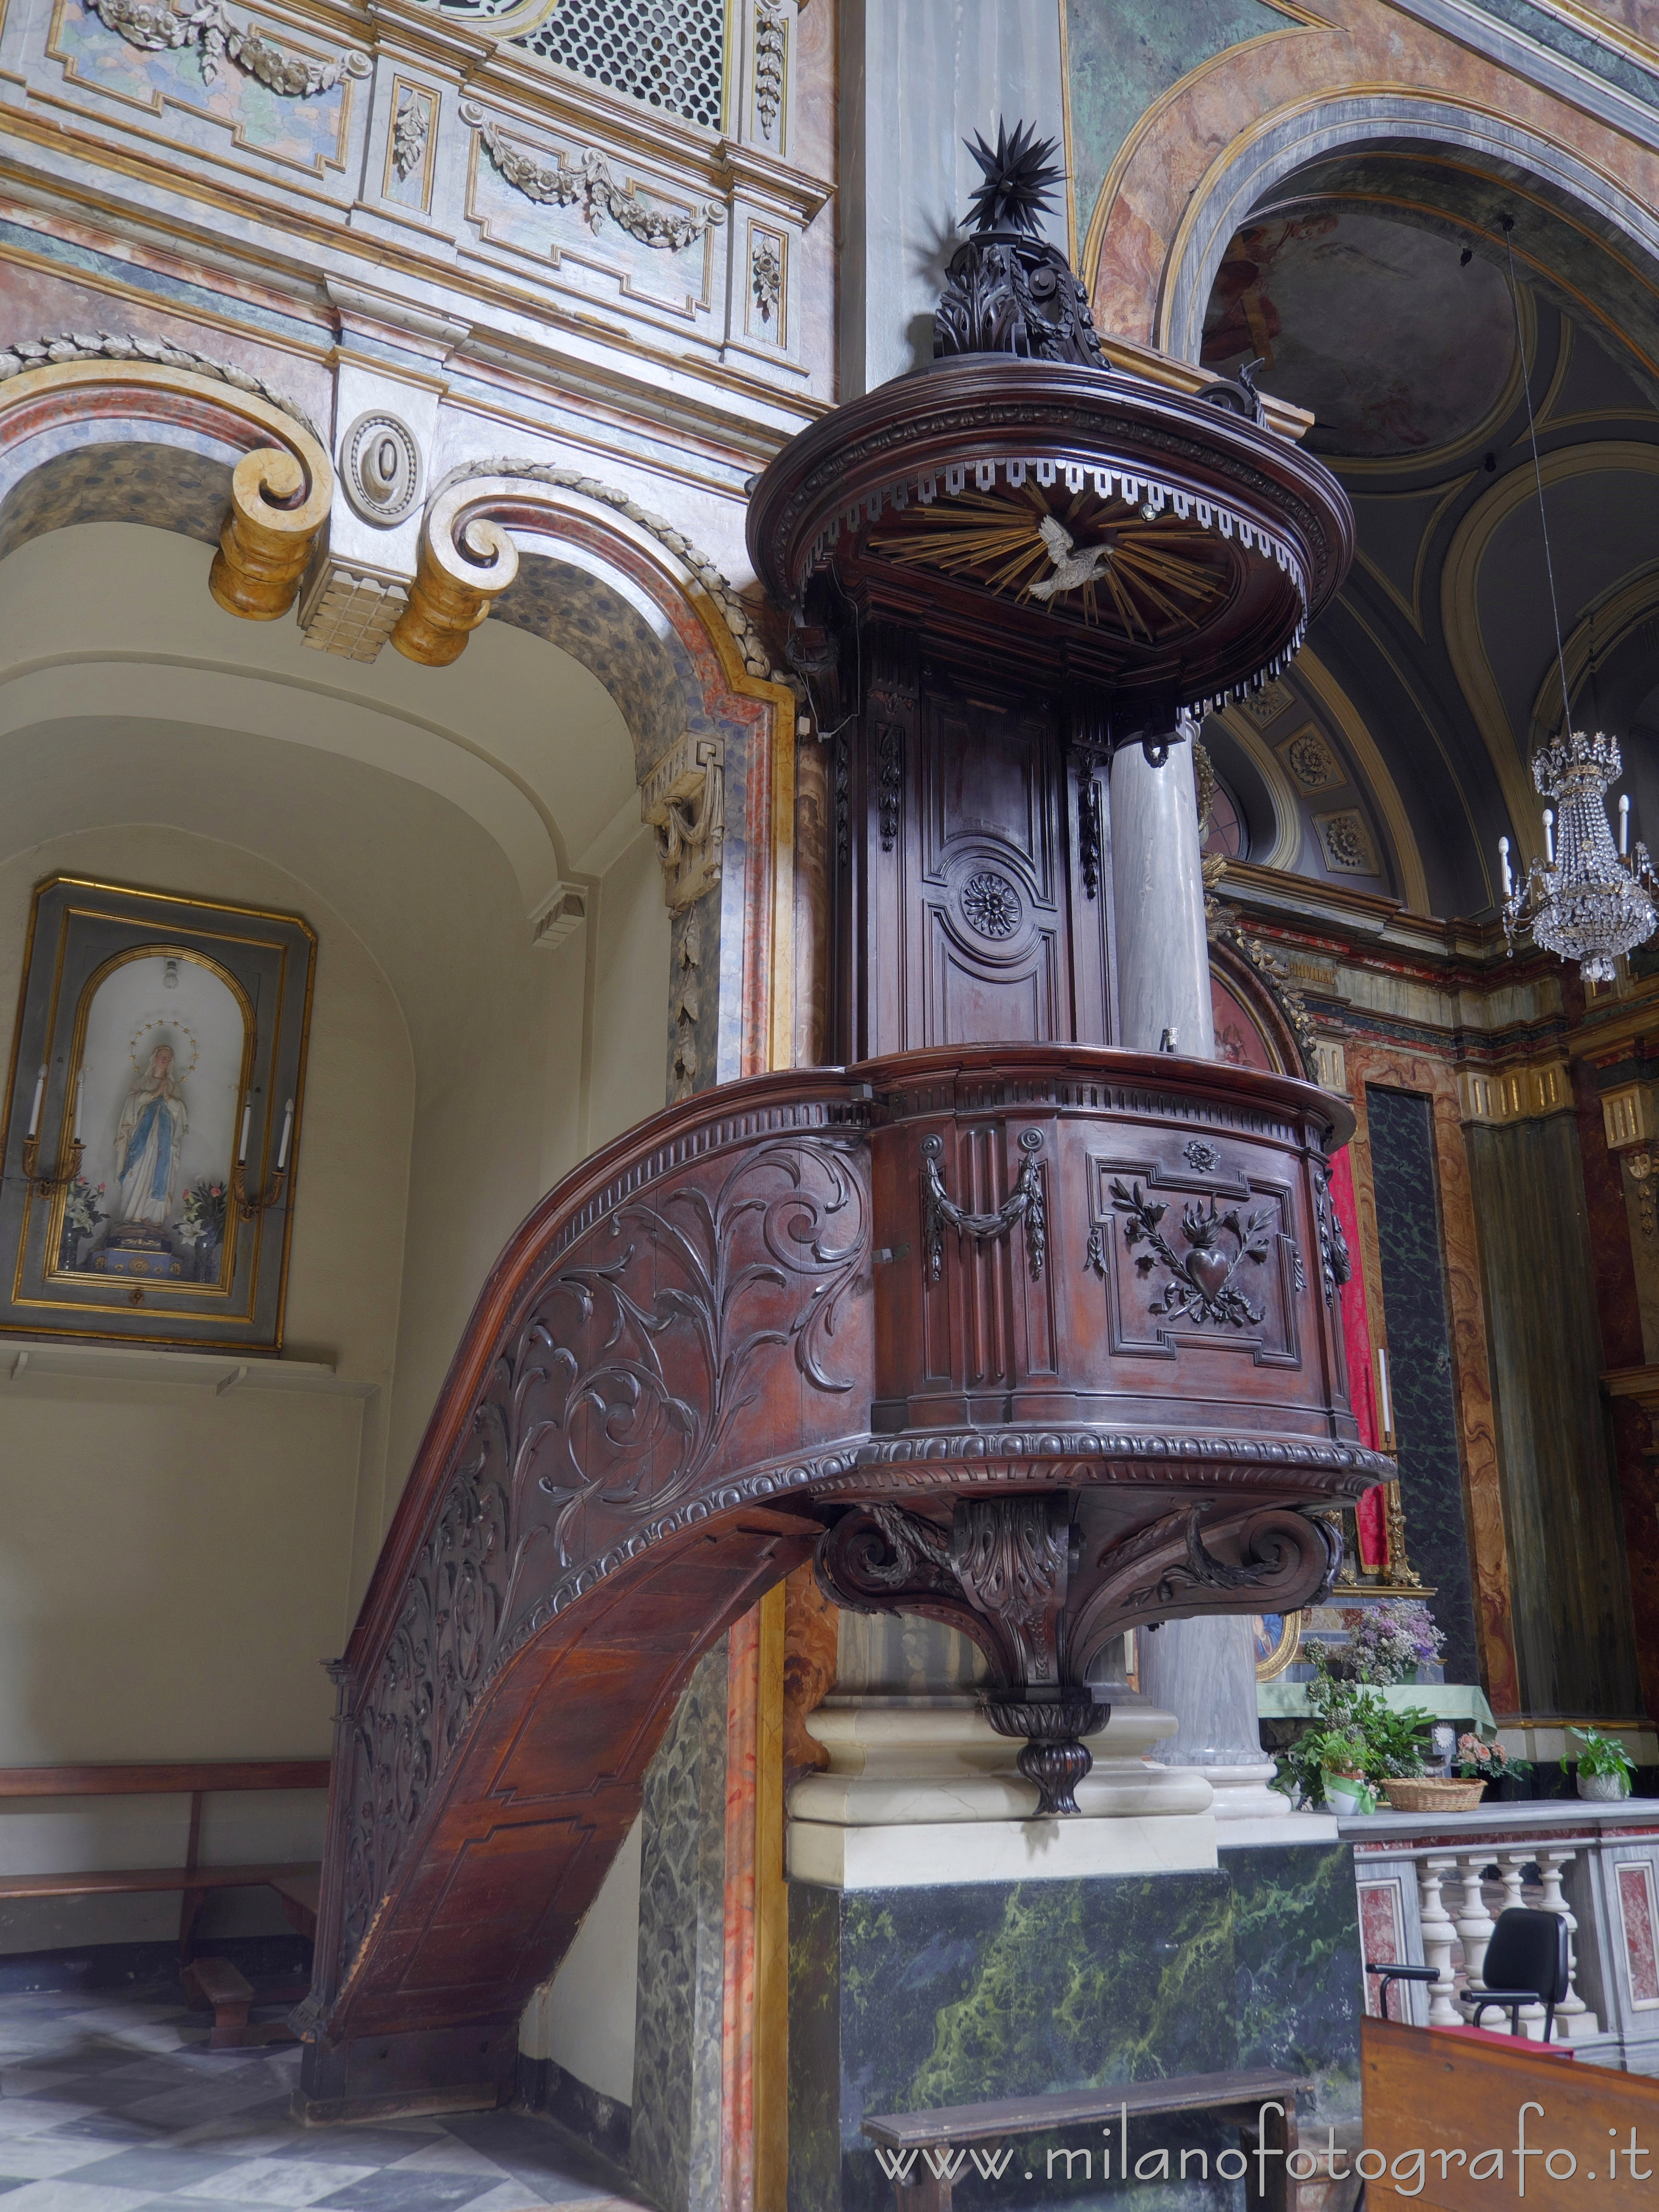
[1109,730,1215,1061]
[1110,725,1291,1835]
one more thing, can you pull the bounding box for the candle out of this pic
[276,1098,293,1173]
[1621,794,1632,857]
[72,1072,83,1144]
[25,1065,45,1141]
[1543,807,1556,865]
[238,1099,251,1165]
[1499,835,1513,898]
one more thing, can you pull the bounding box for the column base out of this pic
[788,1695,1218,1887]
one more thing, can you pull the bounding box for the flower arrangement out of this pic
[59,1176,106,1262]
[1452,1732,1529,1782]
[1318,1601,1446,1687]
[1273,1672,1435,1808]
[179,1179,227,1244]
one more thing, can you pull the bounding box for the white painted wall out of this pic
[0,524,670,1950]
[519,1815,643,2107]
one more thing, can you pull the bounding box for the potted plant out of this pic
[1359,1700,1475,1810]
[1308,1726,1373,1815]
[1452,1732,1531,1801]
[1323,1601,1446,1688]
[1563,1726,1635,1801]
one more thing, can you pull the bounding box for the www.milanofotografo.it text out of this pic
[870,2101,1658,2196]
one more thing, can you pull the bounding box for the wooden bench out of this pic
[0,1759,327,1963]
[863,2065,1311,2211]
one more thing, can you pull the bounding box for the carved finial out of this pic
[934,121,1102,368]
[962,118,1064,238]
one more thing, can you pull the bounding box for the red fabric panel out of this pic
[1329,1149,1387,1568]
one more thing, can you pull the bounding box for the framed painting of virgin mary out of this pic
[0,877,315,1351]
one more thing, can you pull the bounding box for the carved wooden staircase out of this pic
[294,1044,1385,2117]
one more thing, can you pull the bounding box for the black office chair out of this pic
[1363,1959,1442,2022]
[1364,1908,1570,2038]
[1456,1908,1571,2042]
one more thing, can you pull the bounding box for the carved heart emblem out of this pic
[1186,1250,1230,1301]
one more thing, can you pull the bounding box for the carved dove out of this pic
[1029,511,1114,600]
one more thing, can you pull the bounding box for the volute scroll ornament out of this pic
[816,1493,1343,1816]
[0,333,332,623]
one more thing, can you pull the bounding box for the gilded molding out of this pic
[395,458,784,678]
[1456,1057,1573,1126]
[0,341,331,622]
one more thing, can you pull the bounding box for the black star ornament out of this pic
[963,118,1065,237]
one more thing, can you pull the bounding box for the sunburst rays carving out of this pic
[869,486,1231,640]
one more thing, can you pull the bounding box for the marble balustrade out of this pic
[1344,1801,1659,2073]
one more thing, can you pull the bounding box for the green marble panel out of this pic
[788,1843,1360,2212]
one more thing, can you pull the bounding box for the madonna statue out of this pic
[113,1043,188,1231]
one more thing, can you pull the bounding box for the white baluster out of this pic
[1535,1849,1597,2040]
[1497,1854,1526,1915]
[1500,1853,1548,2038]
[1456,1854,1498,1992]
[1418,1855,1462,2026]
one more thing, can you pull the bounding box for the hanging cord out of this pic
[1500,213,1575,741]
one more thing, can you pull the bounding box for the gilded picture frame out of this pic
[1254,1611,1304,1682]
[0,876,316,1351]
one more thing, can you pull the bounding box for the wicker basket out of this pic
[1379,1777,1488,1812]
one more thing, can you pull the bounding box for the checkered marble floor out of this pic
[0,1988,648,2212]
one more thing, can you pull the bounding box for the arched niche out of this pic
[1089,74,1659,395]
[0,344,333,618]
[396,466,798,1082]
[1209,932,1310,1079]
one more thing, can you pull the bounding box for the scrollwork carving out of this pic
[338,1135,867,1976]
[816,1494,1339,1816]
[1070,1505,1343,1655]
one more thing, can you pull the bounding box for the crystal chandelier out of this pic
[1491,214,1658,983]
[1500,732,1658,984]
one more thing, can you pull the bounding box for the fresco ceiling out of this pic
[1195,162,1659,924]
[1201,207,1515,459]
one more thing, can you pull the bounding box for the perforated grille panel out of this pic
[512,0,726,132]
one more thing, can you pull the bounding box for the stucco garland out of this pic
[0,331,323,442]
